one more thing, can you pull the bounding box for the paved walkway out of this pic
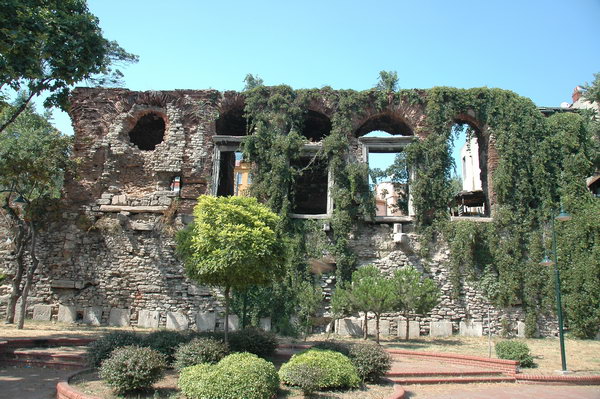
[0,366,72,399]
[404,383,600,399]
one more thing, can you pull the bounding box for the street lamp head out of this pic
[540,255,554,267]
[555,210,572,222]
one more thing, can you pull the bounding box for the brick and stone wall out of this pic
[0,87,551,337]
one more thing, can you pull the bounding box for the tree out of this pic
[375,70,399,92]
[176,195,286,343]
[0,0,138,133]
[296,280,323,341]
[340,265,397,344]
[0,99,73,328]
[393,267,440,340]
[243,74,264,91]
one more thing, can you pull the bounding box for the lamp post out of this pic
[540,209,571,373]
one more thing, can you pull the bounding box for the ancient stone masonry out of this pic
[0,87,550,336]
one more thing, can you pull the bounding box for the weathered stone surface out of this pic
[459,321,483,337]
[131,221,154,231]
[50,280,75,289]
[166,311,188,330]
[108,308,130,327]
[138,310,160,328]
[227,314,239,332]
[99,205,167,213]
[430,320,453,337]
[57,305,77,323]
[367,319,391,336]
[398,320,420,339]
[83,307,103,325]
[32,304,52,321]
[517,321,526,338]
[259,317,271,332]
[196,312,216,332]
[336,318,363,337]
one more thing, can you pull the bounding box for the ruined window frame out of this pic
[359,135,416,223]
[211,135,244,196]
[289,143,333,219]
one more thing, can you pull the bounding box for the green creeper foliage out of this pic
[178,353,279,399]
[99,346,166,394]
[393,267,440,340]
[279,349,360,390]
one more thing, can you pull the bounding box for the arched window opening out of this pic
[355,114,413,137]
[128,113,165,151]
[450,121,488,217]
[301,110,331,142]
[215,108,248,136]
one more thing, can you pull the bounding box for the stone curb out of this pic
[57,369,102,399]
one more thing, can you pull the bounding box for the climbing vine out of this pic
[237,82,598,338]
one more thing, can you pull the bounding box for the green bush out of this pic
[348,342,392,382]
[99,346,166,393]
[228,327,277,358]
[281,363,324,396]
[173,337,228,370]
[178,352,279,399]
[86,331,139,367]
[495,340,535,368]
[279,349,360,390]
[143,330,190,362]
[312,340,351,356]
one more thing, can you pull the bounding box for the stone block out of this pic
[138,310,160,328]
[337,317,363,337]
[517,321,526,338]
[397,320,420,339]
[430,320,453,337]
[227,314,239,332]
[131,221,154,231]
[83,307,103,325]
[57,305,77,323]
[367,319,391,336]
[108,308,130,327]
[166,311,188,330]
[32,304,52,321]
[259,317,271,332]
[196,312,216,332]
[459,321,483,337]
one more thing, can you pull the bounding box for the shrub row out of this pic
[313,340,391,382]
[87,327,277,367]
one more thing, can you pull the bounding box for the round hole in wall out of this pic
[128,113,166,151]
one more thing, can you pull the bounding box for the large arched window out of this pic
[128,112,166,151]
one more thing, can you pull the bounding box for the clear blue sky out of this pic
[48,0,600,148]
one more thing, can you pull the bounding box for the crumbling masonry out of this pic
[0,87,556,337]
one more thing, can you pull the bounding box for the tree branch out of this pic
[0,90,37,134]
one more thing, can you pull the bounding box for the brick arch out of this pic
[126,109,169,151]
[354,112,414,137]
[300,109,332,141]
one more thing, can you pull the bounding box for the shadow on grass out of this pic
[385,338,465,350]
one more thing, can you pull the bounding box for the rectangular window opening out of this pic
[292,157,329,215]
[369,151,409,217]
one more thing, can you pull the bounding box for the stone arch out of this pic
[354,112,414,137]
[300,110,331,141]
[215,107,248,136]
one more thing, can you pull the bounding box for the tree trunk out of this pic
[375,313,380,344]
[17,222,39,330]
[4,202,28,324]
[363,312,368,340]
[224,285,230,346]
[241,290,247,329]
[405,311,410,341]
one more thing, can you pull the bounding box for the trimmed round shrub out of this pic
[99,346,166,393]
[312,340,351,356]
[228,327,277,358]
[178,352,279,399]
[495,340,535,368]
[279,349,360,390]
[173,337,228,370]
[143,330,190,362]
[348,342,392,382]
[86,331,139,367]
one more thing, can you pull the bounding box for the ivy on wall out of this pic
[237,83,598,338]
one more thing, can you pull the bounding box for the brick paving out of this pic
[404,383,600,399]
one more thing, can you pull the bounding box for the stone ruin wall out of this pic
[0,87,555,337]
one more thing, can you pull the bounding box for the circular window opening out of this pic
[129,113,165,151]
